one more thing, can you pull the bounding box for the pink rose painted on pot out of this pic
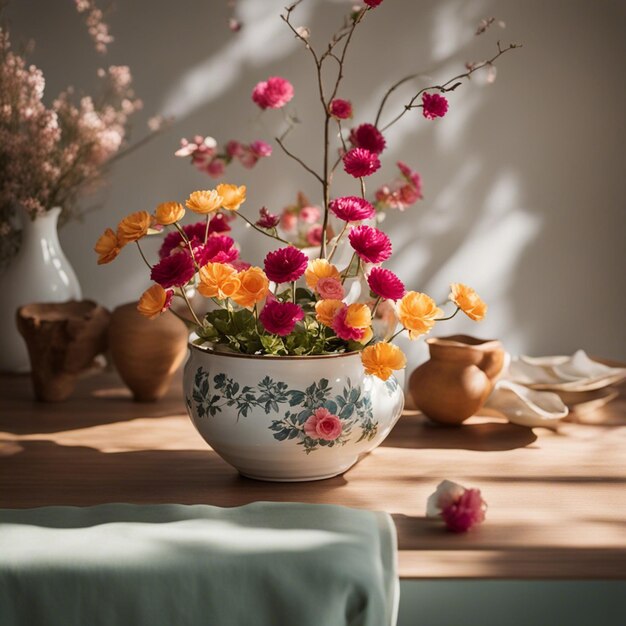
[304,407,343,441]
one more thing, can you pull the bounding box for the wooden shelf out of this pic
[1,370,625,579]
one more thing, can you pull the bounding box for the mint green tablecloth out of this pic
[0,502,398,626]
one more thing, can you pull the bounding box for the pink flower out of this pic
[280,211,298,233]
[375,162,423,211]
[194,235,239,266]
[299,205,321,224]
[306,224,324,246]
[264,246,308,283]
[343,148,381,178]
[331,306,368,342]
[225,140,244,157]
[250,140,272,158]
[316,277,345,300]
[256,206,280,229]
[252,76,294,110]
[259,300,305,336]
[329,98,353,120]
[364,0,384,7]
[230,259,252,272]
[329,196,376,222]
[304,407,343,441]
[205,157,227,178]
[349,123,386,154]
[239,141,273,168]
[159,219,230,259]
[367,267,405,301]
[150,251,196,288]
[422,92,449,120]
[348,225,392,264]
[426,480,487,533]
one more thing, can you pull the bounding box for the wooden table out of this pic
[1,371,625,579]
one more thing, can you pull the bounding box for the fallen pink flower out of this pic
[426,480,487,533]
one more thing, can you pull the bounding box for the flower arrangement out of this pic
[96,0,518,380]
[0,1,163,266]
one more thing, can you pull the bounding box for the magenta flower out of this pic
[264,246,308,283]
[329,98,353,120]
[259,300,305,336]
[348,225,392,264]
[306,224,324,246]
[364,0,384,6]
[252,76,294,110]
[349,123,386,154]
[441,489,487,533]
[250,140,272,158]
[422,92,449,120]
[367,267,405,301]
[331,306,368,342]
[329,196,376,222]
[239,140,273,168]
[426,480,487,534]
[194,235,239,266]
[225,140,244,157]
[256,206,280,229]
[159,218,231,259]
[304,408,343,441]
[343,148,381,178]
[150,251,196,288]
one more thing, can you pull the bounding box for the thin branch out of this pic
[380,41,521,132]
[275,136,323,184]
[237,211,292,245]
[374,72,422,128]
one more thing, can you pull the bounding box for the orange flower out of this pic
[216,183,246,211]
[198,262,241,300]
[304,258,341,290]
[117,211,152,245]
[397,291,442,339]
[137,284,172,319]
[449,283,487,321]
[345,303,372,330]
[186,190,223,214]
[361,342,407,381]
[94,228,121,264]
[155,201,185,225]
[315,299,344,327]
[231,266,270,308]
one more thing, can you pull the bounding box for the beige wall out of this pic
[7,0,626,364]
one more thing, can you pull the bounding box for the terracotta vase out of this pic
[16,300,110,402]
[108,302,189,402]
[408,335,506,425]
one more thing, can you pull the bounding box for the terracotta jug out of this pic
[108,302,189,402]
[409,335,506,425]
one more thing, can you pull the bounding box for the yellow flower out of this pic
[345,303,372,330]
[304,258,341,290]
[186,190,223,214]
[231,266,270,308]
[361,342,407,381]
[117,211,152,245]
[137,284,171,319]
[358,327,374,345]
[397,291,442,339]
[198,262,241,300]
[155,201,185,225]
[315,299,344,327]
[94,228,121,264]
[449,283,487,321]
[216,183,247,211]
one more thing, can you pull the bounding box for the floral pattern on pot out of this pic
[187,366,378,454]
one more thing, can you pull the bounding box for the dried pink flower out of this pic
[316,277,345,300]
[263,246,308,283]
[375,161,423,211]
[256,206,280,229]
[364,0,384,7]
[343,148,381,178]
[329,196,375,222]
[193,235,239,266]
[349,123,386,154]
[306,224,324,246]
[329,98,353,120]
[422,92,449,120]
[252,76,294,110]
[348,225,392,264]
[367,267,405,301]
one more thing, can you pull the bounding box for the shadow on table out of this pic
[382,415,537,451]
[0,440,354,509]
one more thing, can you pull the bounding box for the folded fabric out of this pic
[0,502,398,626]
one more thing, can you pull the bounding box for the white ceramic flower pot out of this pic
[183,344,404,481]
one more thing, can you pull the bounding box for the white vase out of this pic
[0,207,82,372]
[183,342,404,481]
